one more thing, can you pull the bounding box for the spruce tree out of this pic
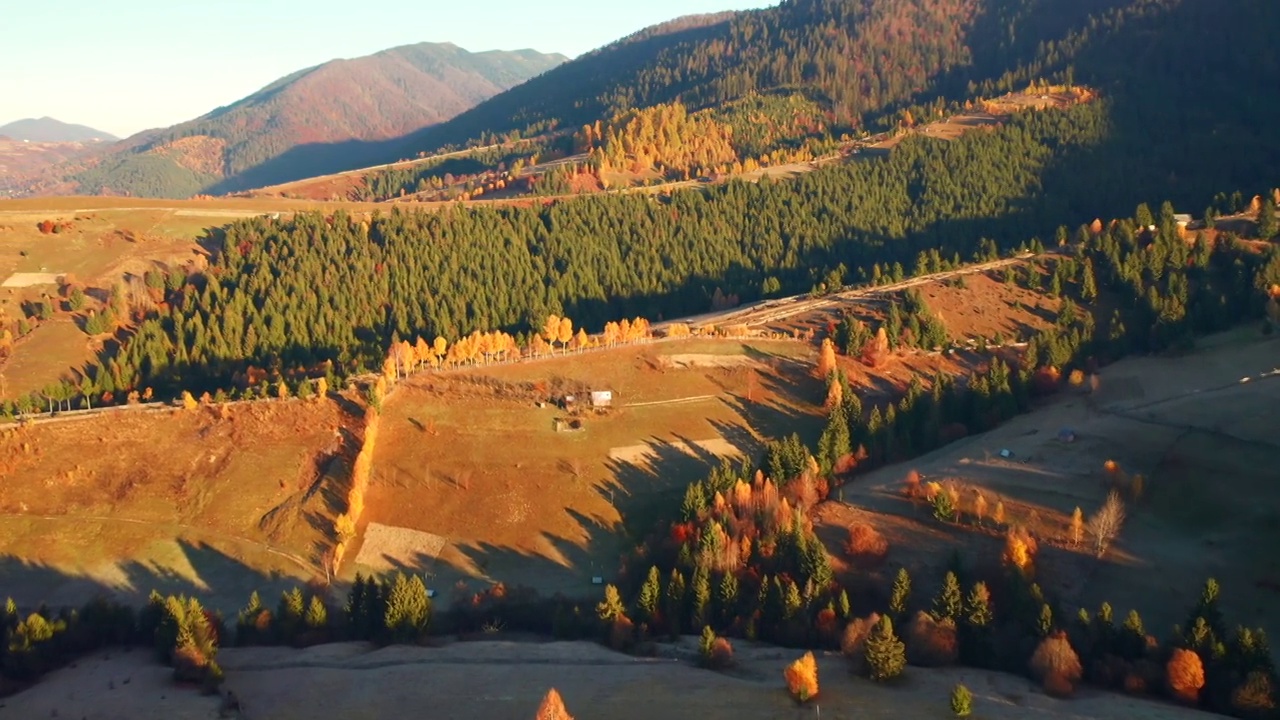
[1259,197,1277,240]
[964,582,993,628]
[665,569,686,638]
[637,566,662,624]
[933,572,963,622]
[716,571,739,626]
[691,568,712,629]
[383,572,431,643]
[304,596,328,630]
[864,616,907,681]
[889,568,911,617]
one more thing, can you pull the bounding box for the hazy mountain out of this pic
[0,117,118,143]
[41,42,565,198]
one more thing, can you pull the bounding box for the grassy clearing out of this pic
[360,338,824,597]
[0,397,361,612]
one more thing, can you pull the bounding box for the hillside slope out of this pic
[391,0,1278,210]
[49,43,565,198]
[0,117,117,143]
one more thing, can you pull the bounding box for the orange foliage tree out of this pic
[784,651,819,703]
[861,327,890,368]
[535,688,574,720]
[1166,649,1205,704]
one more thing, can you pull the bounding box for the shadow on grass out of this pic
[0,539,307,617]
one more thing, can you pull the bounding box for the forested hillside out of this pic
[400,0,1278,207]
[58,98,1273,401]
[60,43,566,198]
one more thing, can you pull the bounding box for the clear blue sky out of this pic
[0,0,776,139]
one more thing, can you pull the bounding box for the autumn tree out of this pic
[817,337,837,379]
[1030,631,1083,697]
[906,611,958,666]
[1089,490,1126,557]
[1166,648,1205,704]
[535,688,574,720]
[862,327,890,367]
[784,651,819,702]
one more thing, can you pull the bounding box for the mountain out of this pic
[0,117,117,143]
[56,43,566,198]
[381,0,1276,210]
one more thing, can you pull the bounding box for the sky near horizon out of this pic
[0,0,776,139]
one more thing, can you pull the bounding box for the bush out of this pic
[784,651,819,703]
[1166,648,1204,704]
[1030,631,1083,696]
[951,683,973,717]
[905,611,958,666]
[844,523,888,565]
[709,637,735,670]
[1232,671,1277,719]
[841,612,881,675]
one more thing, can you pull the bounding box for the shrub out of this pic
[1166,648,1205,704]
[841,612,881,674]
[951,683,973,717]
[845,523,888,565]
[784,651,819,703]
[906,611,958,666]
[709,637,734,670]
[864,616,907,681]
[1030,631,1083,696]
[535,688,574,720]
[1232,671,1277,718]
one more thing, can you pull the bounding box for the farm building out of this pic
[590,390,613,408]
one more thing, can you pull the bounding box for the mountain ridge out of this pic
[19,42,566,198]
[0,117,118,143]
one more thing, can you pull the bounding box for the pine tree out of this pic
[933,572,963,622]
[665,569,686,638]
[637,567,662,624]
[597,584,626,624]
[889,568,911,617]
[1259,196,1278,240]
[964,582,993,628]
[1037,603,1054,637]
[716,571,739,626]
[691,568,712,628]
[304,596,328,630]
[383,572,431,642]
[865,616,907,681]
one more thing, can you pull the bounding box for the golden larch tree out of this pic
[817,337,837,379]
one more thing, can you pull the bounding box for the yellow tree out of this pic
[543,314,562,350]
[572,328,590,350]
[530,333,549,357]
[817,338,837,379]
[557,317,574,352]
[414,337,432,371]
[432,336,448,366]
[603,321,620,347]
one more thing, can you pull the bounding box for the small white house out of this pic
[590,390,613,408]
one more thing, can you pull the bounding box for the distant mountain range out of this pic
[0,117,118,143]
[14,42,565,198]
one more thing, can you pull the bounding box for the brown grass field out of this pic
[358,338,825,597]
[0,397,361,613]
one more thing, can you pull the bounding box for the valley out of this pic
[2,0,1279,718]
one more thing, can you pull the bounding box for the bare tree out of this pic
[1088,491,1126,558]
